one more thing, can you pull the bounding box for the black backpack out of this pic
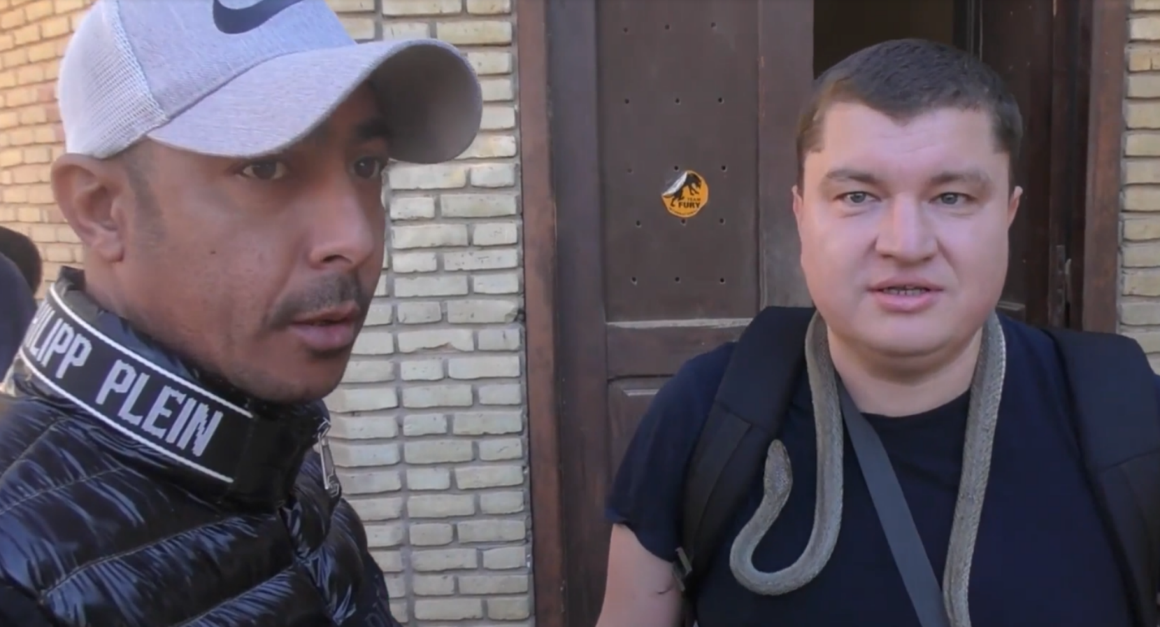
[674,306,1160,627]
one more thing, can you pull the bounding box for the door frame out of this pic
[515,0,1128,624]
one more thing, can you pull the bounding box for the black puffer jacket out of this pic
[0,269,397,627]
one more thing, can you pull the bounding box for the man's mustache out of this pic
[267,275,368,328]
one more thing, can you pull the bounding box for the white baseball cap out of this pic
[57,0,483,164]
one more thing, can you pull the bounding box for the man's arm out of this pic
[595,345,734,627]
[0,584,54,627]
[595,524,684,627]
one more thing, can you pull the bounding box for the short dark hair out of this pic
[796,38,1023,185]
[0,227,42,291]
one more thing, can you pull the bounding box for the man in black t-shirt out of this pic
[596,39,1147,627]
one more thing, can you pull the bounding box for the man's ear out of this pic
[1007,185,1023,228]
[792,185,804,225]
[51,154,130,263]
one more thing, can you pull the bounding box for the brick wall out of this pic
[326,1,530,623]
[0,0,87,296]
[1125,4,1160,367]
[0,0,532,623]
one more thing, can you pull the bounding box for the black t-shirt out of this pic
[606,317,1142,626]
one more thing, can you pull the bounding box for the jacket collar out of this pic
[5,267,335,509]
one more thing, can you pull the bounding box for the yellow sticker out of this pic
[661,170,709,218]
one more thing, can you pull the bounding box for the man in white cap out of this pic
[0,1,481,625]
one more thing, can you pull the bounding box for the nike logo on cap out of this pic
[213,0,306,35]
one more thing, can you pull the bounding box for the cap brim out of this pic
[147,38,482,164]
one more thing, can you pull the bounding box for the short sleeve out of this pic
[604,343,734,562]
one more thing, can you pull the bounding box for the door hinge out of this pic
[1063,256,1073,307]
[1051,244,1070,327]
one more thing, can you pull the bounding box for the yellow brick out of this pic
[23,0,51,20]
[27,184,53,204]
[0,7,26,29]
[0,69,15,88]
[436,21,512,45]
[339,15,375,40]
[2,47,27,68]
[26,40,55,62]
[1129,102,1160,129]
[32,126,54,143]
[0,33,14,52]
[1126,160,1160,184]
[40,14,70,37]
[53,0,87,13]
[18,105,45,125]
[15,63,43,85]
[1126,186,1160,211]
[43,244,72,262]
[1127,132,1160,156]
[12,23,39,46]
[382,0,461,16]
[7,127,33,145]
[327,0,375,11]
[29,224,56,243]
[466,51,511,75]
[22,145,49,163]
[11,164,40,184]
[0,110,17,129]
[1,186,27,202]
[1130,74,1160,99]
[1125,217,1160,241]
[1124,269,1160,296]
[16,207,40,222]
[55,226,79,244]
[1125,242,1160,267]
[466,0,510,14]
[382,22,430,38]
[1133,16,1160,41]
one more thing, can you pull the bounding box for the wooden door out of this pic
[974,0,1077,328]
[547,1,813,625]
[544,0,1078,623]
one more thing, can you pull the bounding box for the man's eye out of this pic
[841,192,872,204]
[352,157,387,179]
[240,160,288,180]
[935,192,967,205]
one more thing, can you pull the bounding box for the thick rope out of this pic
[728,311,1006,627]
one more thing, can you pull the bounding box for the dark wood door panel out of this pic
[550,1,818,624]
[606,320,747,378]
[607,379,666,478]
[978,0,1057,327]
[598,1,761,322]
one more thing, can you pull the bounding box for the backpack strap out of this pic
[675,306,814,602]
[1044,327,1160,627]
